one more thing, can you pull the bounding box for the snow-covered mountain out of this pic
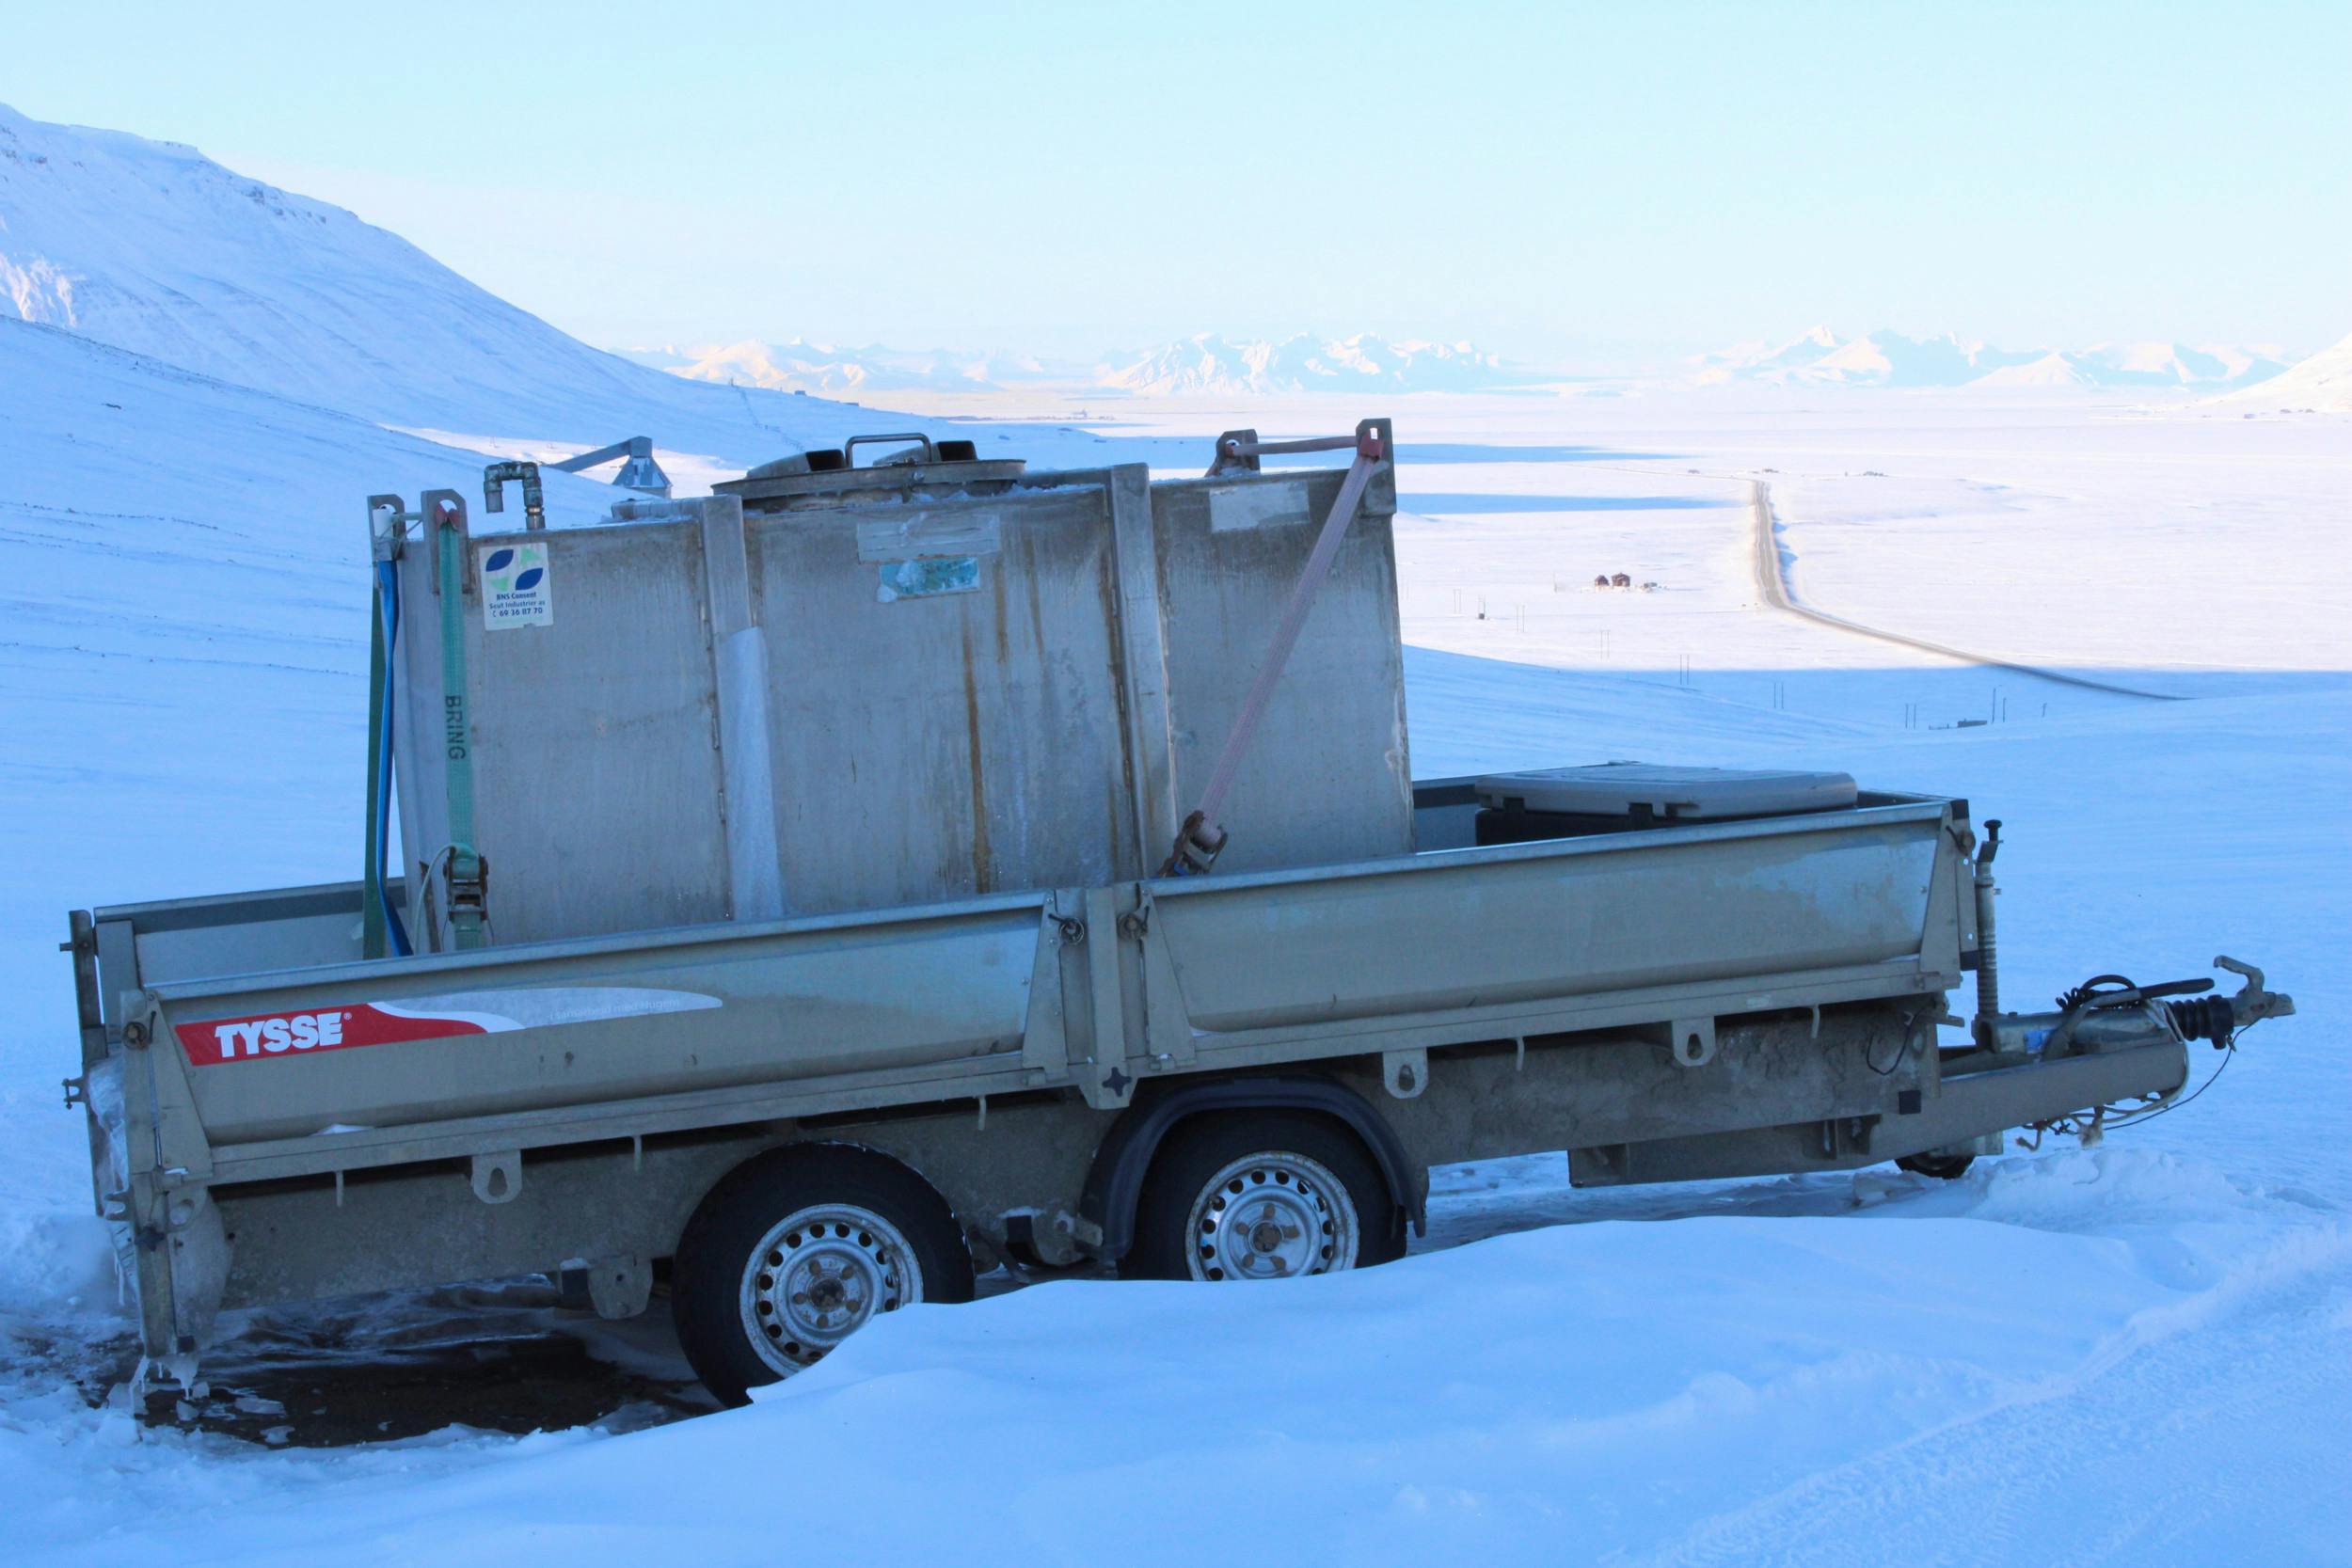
[0,103,895,460]
[1694,326,2293,391]
[629,320,2310,402]
[632,331,1537,396]
[629,338,1073,396]
[2214,328,2352,411]
[1098,333,1532,396]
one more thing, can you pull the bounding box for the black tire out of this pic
[1125,1110,1405,1281]
[1896,1151,1977,1180]
[671,1142,973,1406]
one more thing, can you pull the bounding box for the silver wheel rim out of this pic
[1184,1150,1359,1282]
[739,1203,923,1376]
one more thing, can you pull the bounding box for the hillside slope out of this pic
[0,103,891,462]
[2217,327,2352,411]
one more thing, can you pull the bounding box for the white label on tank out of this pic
[478,541,553,628]
[856,512,1002,562]
[1208,483,1311,532]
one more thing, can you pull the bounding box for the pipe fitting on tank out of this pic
[482,461,546,531]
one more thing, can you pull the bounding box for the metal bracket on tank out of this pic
[365,493,415,562]
[420,488,470,595]
[1204,425,1374,474]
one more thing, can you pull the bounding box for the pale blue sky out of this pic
[9,0,2347,366]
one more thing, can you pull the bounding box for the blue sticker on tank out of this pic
[877,557,981,602]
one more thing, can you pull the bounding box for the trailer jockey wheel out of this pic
[672,1143,973,1406]
[1896,1151,1977,1180]
[1126,1111,1404,1282]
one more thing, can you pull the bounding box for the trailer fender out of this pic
[1080,1076,1424,1262]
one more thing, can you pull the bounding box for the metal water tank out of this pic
[383,427,1410,948]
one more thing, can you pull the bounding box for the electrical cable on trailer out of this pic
[1865,1007,1931,1077]
[2088,1013,2268,1136]
[2015,968,2273,1148]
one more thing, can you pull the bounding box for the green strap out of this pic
[361,575,389,960]
[436,509,486,950]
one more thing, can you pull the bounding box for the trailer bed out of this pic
[80,785,1965,1187]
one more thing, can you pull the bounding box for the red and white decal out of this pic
[176,987,720,1067]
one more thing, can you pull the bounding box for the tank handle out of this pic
[843,433,937,467]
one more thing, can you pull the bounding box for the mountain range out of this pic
[627,332,1543,398]
[630,325,2323,399]
[1,100,2333,413]
[1691,327,2293,391]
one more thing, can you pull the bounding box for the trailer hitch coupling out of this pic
[2193,956,2296,1041]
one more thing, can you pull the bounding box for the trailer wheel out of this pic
[671,1143,973,1405]
[1896,1151,1977,1180]
[1126,1112,1404,1281]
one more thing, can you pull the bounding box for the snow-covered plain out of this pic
[3,107,2348,1567]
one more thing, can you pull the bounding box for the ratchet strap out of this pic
[1163,422,1387,876]
[431,496,488,949]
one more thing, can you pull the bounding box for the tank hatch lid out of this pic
[1473,762,1857,820]
[716,437,1027,509]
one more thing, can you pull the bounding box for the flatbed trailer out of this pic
[68,779,2280,1405]
[60,425,2291,1407]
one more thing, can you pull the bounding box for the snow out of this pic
[1692,327,2300,391]
[1093,333,1531,396]
[1971,350,2093,388]
[17,1152,2347,1568]
[2217,328,2352,412]
[605,332,1533,397]
[3,106,2349,1565]
[0,102,1021,466]
[644,337,1039,396]
[11,1148,2349,1564]
[619,327,2317,401]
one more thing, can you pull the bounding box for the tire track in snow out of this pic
[1640,1222,2352,1567]
[1746,478,2185,702]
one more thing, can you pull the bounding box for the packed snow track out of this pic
[1745,478,2185,702]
